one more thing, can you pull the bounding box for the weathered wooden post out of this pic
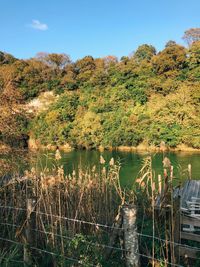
[24,198,36,266]
[174,196,181,264]
[188,164,192,180]
[122,204,140,267]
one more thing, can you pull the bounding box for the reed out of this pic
[0,153,125,266]
[1,152,195,266]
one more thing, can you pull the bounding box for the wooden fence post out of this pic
[188,164,192,180]
[174,196,181,264]
[24,198,36,266]
[122,204,140,267]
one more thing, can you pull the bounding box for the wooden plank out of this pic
[192,197,200,201]
[187,205,200,208]
[174,197,181,263]
[187,208,200,211]
[181,231,200,242]
[186,202,200,206]
[181,215,200,227]
[179,246,197,259]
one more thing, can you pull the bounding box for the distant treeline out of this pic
[0,28,200,149]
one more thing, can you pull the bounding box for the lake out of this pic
[28,150,200,187]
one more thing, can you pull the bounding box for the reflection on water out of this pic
[29,150,200,187]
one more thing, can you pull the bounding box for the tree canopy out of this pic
[183,28,200,46]
[0,28,200,150]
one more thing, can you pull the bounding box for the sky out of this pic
[0,0,200,61]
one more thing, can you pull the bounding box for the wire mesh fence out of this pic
[1,205,200,266]
[1,161,200,266]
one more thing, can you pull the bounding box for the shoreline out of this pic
[27,138,200,153]
[1,140,200,154]
[114,144,200,153]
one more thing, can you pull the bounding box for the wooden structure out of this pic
[179,180,200,259]
[105,204,140,267]
[156,179,200,260]
[122,205,140,267]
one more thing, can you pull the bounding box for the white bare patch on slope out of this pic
[26,91,58,114]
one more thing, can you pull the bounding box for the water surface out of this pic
[30,150,200,187]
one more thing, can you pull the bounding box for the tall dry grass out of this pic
[0,152,125,266]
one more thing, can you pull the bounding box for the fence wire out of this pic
[1,205,200,253]
[0,235,187,267]
[1,205,200,266]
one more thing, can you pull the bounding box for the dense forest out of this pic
[0,28,200,151]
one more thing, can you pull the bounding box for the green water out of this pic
[30,150,200,187]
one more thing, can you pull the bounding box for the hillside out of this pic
[0,32,200,151]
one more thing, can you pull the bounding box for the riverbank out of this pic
[1,138,200,154]
[1,143,200,155]
[26,137,200,153]
[115,144,200,153]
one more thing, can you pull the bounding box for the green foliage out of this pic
[147,123,182,147]
[186,41,200,81]
[0,245,23,267]
[101,110,142,147]
[134,44,156,62]
[1,37,200,149]
[31,93,79,145]
[187,41,200,69]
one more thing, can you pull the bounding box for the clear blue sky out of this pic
[0,0,200,61]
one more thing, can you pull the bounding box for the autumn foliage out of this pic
[0,28,200,149]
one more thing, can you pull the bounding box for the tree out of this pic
[103,55,118,67]
[183,28,200,46]
[75,56,96,72]
[31,92,79,145]
[71,111,103,148]
[187,40,200,69]
[61,63,78,90]
[151,44,187,74]
[186,41,200,81]
[165,40,177,48]
[36,52,71,69]
[120,56,129,65]
[90,58,109,87]
[134,44,156,62]
[0,51,16,65]
[0,81,28,146]
[75,56,96,83]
